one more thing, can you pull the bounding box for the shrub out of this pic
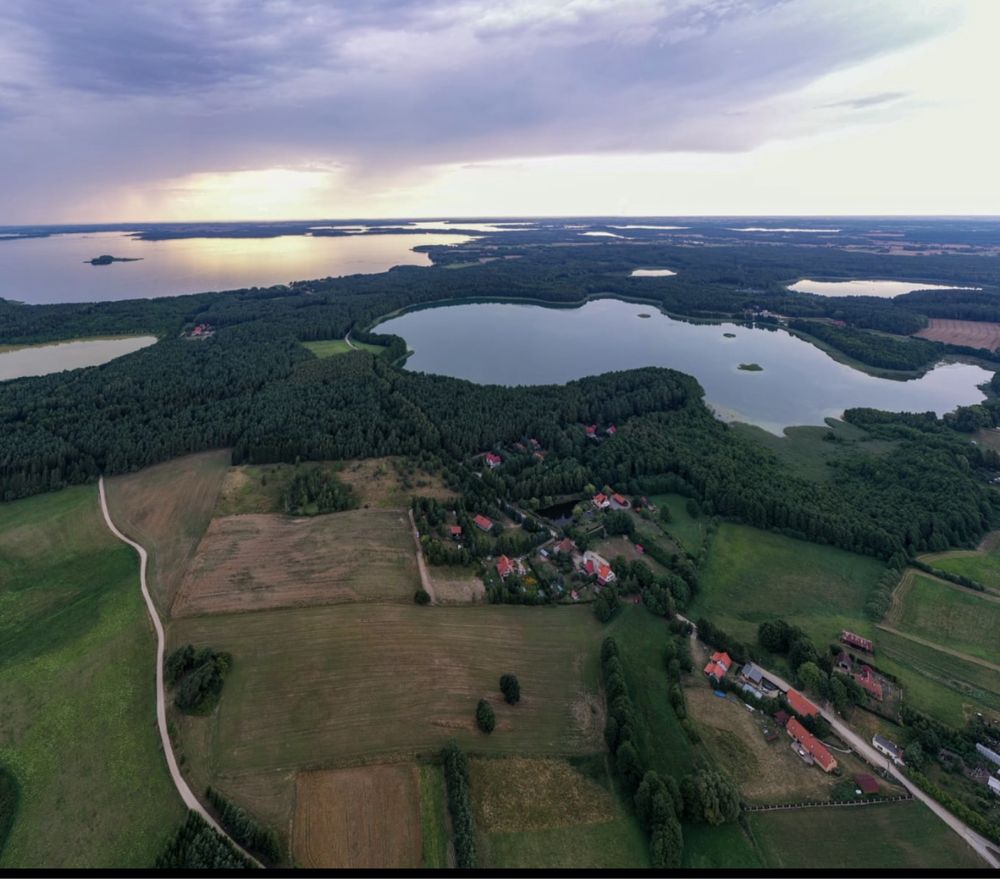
[499,673,521,704]
[414,588,431,605]
[475,698,496,733]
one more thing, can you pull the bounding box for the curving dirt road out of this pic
[98,477,262,867]
[407,508,436,603]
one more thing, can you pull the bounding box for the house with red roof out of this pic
[484,452,503,469]
[854,665,884,701]
[786,689,819,718]
[611,493,629,508]
[597,563,615,586]
[585,424,598,438]
[449,525,463,540]
[592,492,610,509]
[473,514,494,532]
[496,555,514,578]
[703,651,732,682]
[605,424,617,436]
[554,537,576,556]
[786,717,837,773]
[855,773,879,795]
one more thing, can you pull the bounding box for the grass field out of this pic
[291,764,423,868]
[605,606,691,778]
[170,604,603,781]
[874,627,1000,725]
[887,573,1000,665]
[921,542,1000,593]
[685,688,887,804]
[649,494,705,554]
[690,523,884,648]
[0,487,183,867]
[105,450,230,613]
[303,338,384,358]
[470,756,649,868]
[732,419,896,483]
[749,801,985,869]
[171,509,419,616]
[418,764,449,868]
[680,822,764,869]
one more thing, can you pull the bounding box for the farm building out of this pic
[853,665,884,701]
[496,555,514,578]
[786,689,819,719]
[611,492,629,508]
[786,717,838,773]
[592,492,610,509]
[738,662,779,697]
[774,710,789,727]
[473,514,494,532]
[989,777,1000,797]
[873,735,905,766]
[977,743,1000,768]
[841,630,874,653]
[484,452,503,469]
[703,651,732,682]
[855,774,879,795]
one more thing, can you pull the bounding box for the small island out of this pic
[85,254,142,266]
[738,362,763,371]
[637,313,651,319]
[723,332,736,338]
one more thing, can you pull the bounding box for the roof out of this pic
[786,688,819,718]
[449,525,463,535]
[556,538,575,553]
[873,734,903,759]
[473,514,493,530]
[710,651,732,672]
[774,710,789,726]
[612,493,627,505]
[496,555,513,577]
[786,718,837,772]
[597,564,614,582]
[593,492,608,505]
[855,774,879,795]
[485,452,502,465]
[741,662,764,684]
[841,630,874,652]
[704,652,732,680]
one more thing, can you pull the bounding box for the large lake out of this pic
[0,231,471,304]
[375,298,991,434]
[788,278,980,298]
[0,336,157,381]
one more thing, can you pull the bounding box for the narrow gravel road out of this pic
[98,477,262,867]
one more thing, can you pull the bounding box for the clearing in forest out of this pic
[171,509,419,616]
[920,538,1000,594]
[470,756,649,869]
[884,572,1000,666]
[303,338,384,358]
[0,486,183,868]
[104,449,230,612]
[690,523,884,647]
[914,318,1000,351]
[291,764,425,868]
[168,604,603,778]
[749,800,984,869]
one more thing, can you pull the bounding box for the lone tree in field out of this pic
[475,699,496,733]
[414,588,431,605]
[499,673,521,704]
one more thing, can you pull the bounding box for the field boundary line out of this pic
[745,793,913,813]
[875,623,1000,673]
[98,477,263,868]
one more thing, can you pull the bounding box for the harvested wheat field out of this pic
[171,509,419,616]
[105,450,231,612]
[337,457,457,509]
[292,765,423,868]
[170,603,603,773]
[430,568,487,603]
[914,318,1000,351]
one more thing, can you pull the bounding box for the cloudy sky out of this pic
[1,0,997,222]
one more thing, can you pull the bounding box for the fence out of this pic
[744,793,913,813]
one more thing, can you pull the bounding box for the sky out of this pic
[0,0,997,223]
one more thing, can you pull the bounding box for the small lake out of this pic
[0,336,157,381]
[631,269,677,277]
[375,298,991,434]
[0,231,472,304]
[788,278,981,298]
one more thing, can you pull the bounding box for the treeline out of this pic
[165,645,233,713]
[0,766,19,859]
[205,787,280,863]
[282,465,357,515]
[787,320,946,372]
[155,811,253,869]
[441,742,476,868]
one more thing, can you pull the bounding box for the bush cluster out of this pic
[155,811,253,869]
[165,645,233,713]
[206,787,281,863]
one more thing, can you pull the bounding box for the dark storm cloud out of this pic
[0,0,953,219]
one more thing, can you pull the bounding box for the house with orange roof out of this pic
[473,514,494,532]
[786,717,837,773]
[703,651,732,682]
[496,555,514,578]
[786,688,819,718]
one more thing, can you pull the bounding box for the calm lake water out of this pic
[375,298,991,434]
[0,336,157,381]
[788,278,980,298]
[631,268,677,277]
[0,231,471,304]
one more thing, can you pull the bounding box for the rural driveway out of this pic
[408,508,437,603]
[677,614,1000,869]
[98,477,262,867]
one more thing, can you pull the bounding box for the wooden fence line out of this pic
[744,793,913,813]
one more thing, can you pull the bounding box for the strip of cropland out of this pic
[105,450,230,614]
[0,486,183,867]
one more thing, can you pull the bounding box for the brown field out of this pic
[337,458,457,510]
[430,567,487,603]
[292,764,423,868]
[104,450,231,612]
[685,687,889,804]
[469,757,615,832]
[171,509,419,616]
[915,318,1000,351]
[169,604,603,779]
